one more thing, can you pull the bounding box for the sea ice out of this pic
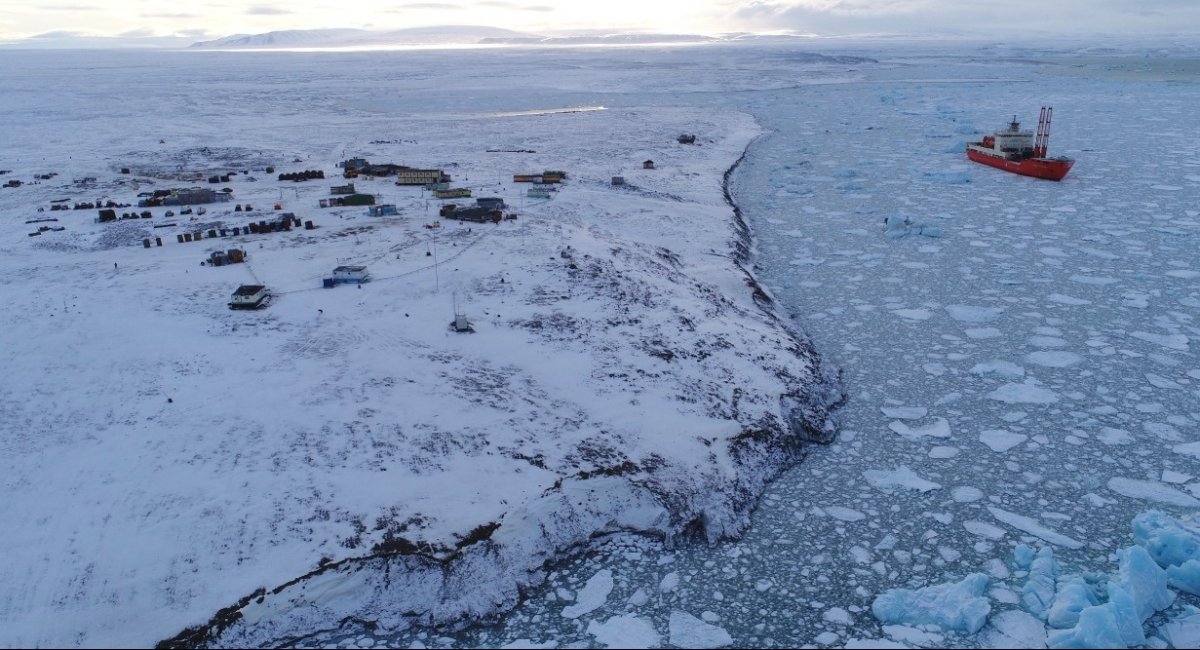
[1130,331,1189,351]
[1046,602,1131,649]
[1173,441,1200,460]
[971,361,1026,378]
[880,405,928,419]
[946,305,1004,323]
[1111,545,1174,622]
[871,573,991,635]
[1132,511,1200,595]
[1160,612,1200,650]
[888,418,951,439]
[983,610,1047,649]
[1046,575,1098,629]
[979,429,1027,453]
[863,466,941,493]
[561,569,614,619]
[1026,351,1084,368]
[929,446,961,459]
[823,607,853,625]
[952,487,984,502]
[1022,547,1060,620]
[964,520,1007,540]
[1107,478,1200,508]
[668,611,732,649]
[989,508,1083,549]
[587,614,660,648]
[892,308,933,320]
[659,572,680,594]
[825,506,867,522]
[986,381,1058,405]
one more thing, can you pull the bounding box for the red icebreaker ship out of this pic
[966,107,1074,181]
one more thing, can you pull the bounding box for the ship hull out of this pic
[967,147,1074,181]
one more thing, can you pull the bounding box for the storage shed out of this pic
[229,285,269,310]
[332,265,369,283]
[366,204,398,217]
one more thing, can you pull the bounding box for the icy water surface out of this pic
[311,52,1200,649]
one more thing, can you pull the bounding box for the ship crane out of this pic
[1034,106,1053,158]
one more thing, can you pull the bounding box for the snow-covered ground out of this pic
[0,47,842,647]
[3,42,1200,648]
[287,45,1200,649]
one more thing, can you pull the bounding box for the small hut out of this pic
[332,265,369,284]
[643,160,655,169]
[229,285,269,310]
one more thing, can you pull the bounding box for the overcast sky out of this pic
[2,0,1198,45]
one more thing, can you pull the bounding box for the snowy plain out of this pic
[2,40,1200,649]
[0,46,842,648]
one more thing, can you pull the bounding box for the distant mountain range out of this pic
[187,26,790,50]
[189,26,534,49]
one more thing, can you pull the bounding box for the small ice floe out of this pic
[1145,373,1183,389]
[1025,351,1083,368]
[1069,274,1119,285]
[668,611,732,649]
[823,607,854,625]
[863,466,941,493]
[659,571,680,593]
[1028,336,1068,348]
[1165,269,1199,279]
[1097,427,1133,446]
[1172,441,1200,460]
[964,520,1007,540]
[825,506,867,522]
[892,307,933,320]
[587,614,660,649]
[1160,612,1200,650]
[1161,470,1192,484]
[1107,477,1200,508]
[971,360,1025,378]
[979,429,1027,453]
[987,381,1058,405]
[883,214,943,239]
[952,486,984,502]
[880,405,927,419]
[988,507,1083,549]
[871,573,992,634]
[561,569,614,619]
[929,446,961,459]
[982,610,1047,649]
[889,417,951,439]
[1130,331,1189,351]
[920,170,971,184]
[1047,293,1090,305]
[946,304,1004,323]
[1142,422,1180,443]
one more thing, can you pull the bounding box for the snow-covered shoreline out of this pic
[0,60,841,648]
[163,116,843,649]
